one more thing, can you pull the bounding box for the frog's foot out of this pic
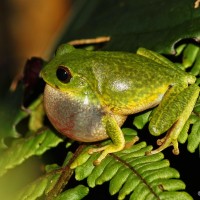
[88,143,124,165]
[147,131,179,155]
[88,136,139,165]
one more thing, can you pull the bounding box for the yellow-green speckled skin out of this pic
[41,44,199,165]
[41,44,197,142]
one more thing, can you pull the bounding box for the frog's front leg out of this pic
[148,84,199,155]
[88,115,127,165]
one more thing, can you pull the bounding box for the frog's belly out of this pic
[44,85,109,142]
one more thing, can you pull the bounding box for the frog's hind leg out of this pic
[148,84,199,155]
[88,114,126,165]
[137,47,178,71]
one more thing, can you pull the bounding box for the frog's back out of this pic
[86,51,194,114]
[59,48,195,114]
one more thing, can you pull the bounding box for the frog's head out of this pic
[41,45,105,142]
[40,44,95,96]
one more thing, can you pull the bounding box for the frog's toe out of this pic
[147,132,180,155]
[88,143,125,165]
[172,148,179,155]
[93,151,109,165]
[172,141,179,155]
[88,146,109,165]
[156,136,167,146]
[88,145,108,155]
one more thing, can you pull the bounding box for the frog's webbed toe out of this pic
[147,118,184,155]
[89,136,139,165]
[147,130,180,155]
[88,144,123,165]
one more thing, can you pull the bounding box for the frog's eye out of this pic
[56,66,72,83]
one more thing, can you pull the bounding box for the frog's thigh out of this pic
[88,115,125,165]
[149,84,199,155]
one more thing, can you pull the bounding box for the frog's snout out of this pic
[39,70,51,85]
[39,69,45,78]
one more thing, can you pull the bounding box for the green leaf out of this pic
[182,44,200,68]
[17,169,61,200]
[190,50,200,76]
[73,142,192,200]
[187,116,200,153]
[61,0,200,53]
[0,84,27,148]
[0,129,63,177]
[121,128,138,136]
[159,191,193,200]
[28,95,45,132]
[133,111,152,129]
[177,107,200,153]
[55,185,89,200]
[17,152,75,200]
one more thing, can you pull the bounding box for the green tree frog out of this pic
[40,44,199,165]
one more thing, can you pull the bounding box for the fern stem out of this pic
[110,153,161,200]
[46,144,86,200]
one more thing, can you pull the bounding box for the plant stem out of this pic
[46,144,86,200]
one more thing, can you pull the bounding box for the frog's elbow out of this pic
[187,74,196,84]
[149,123,162,136]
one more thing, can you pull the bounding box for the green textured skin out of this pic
[41,44,195,115]
[40,44,199,164]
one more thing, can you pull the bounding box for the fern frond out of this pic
[0,129,63,177]
[17,171,88,200]
[17,166,61,200]
[74,142,192,200]
[187,116,200,153]
[17,151,88,200]
[178,113,200,153]
[133,111,152,130]
[54,185,89,200]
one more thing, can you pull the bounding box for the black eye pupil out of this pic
[56,66,71,83]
